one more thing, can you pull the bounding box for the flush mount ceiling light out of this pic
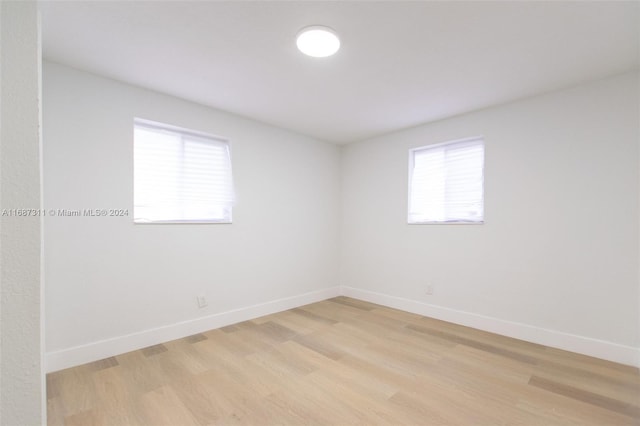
[296,26,340,58]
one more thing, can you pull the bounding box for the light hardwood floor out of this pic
[47,297,640,425]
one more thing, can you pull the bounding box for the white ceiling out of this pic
[40,1,639,144]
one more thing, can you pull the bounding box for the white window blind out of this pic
[408,137,484,224]
[134,119,233,223]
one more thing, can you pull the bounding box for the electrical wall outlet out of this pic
[197,295,208,308]
[425,285,434,295]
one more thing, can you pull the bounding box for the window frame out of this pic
[133,118,234,225]
[407,136,484,225]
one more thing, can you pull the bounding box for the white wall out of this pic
[0,1,45,424]
[43,62,340,370]
[341,72,640,365]
[44,61,639,369]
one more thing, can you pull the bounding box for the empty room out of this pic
[1,0,639,425]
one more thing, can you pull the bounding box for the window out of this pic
[134,119,233,223]
[408,137,484,224]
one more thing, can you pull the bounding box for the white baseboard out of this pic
[46,285,639,372]
[341,286,640,368]
[46,286,340,373]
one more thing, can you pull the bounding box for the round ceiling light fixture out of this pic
[296,25,340,58]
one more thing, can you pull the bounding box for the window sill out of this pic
[408,221,484,225]
[134,220,232,225]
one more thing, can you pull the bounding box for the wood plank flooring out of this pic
[47,297,640,425]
